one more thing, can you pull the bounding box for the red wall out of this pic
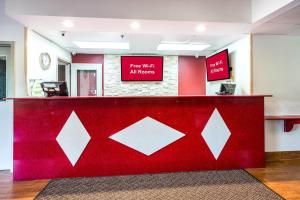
[72,54,104,64]
[178,56,206,95]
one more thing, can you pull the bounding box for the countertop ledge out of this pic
[6,95,272,100]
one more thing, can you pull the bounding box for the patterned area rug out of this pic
[35,170,283,200]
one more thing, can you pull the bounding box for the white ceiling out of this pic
[8,1,300,55]
[13,15,251,55]
[6,0,252,23]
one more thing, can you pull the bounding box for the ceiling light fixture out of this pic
[130,21,141,30]
[157,43,210,51]
[62,20,74,28]
[195,24,206,32]
[73,41,130,49]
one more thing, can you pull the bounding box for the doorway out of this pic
[0,43,13,98]
[57,59,71,95]
[71,64,102,96]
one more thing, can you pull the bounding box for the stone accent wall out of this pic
[104,55,178,96]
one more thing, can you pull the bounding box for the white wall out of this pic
[0,0,24,171]
[0,100,13,171]
[206,35,251,95]
[27,29,71,94]
[252,35,300,151]
[104,55,178,96]
[0,0,26,97]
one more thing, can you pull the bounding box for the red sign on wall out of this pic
[206,50,230,81]
[121,56,163,81]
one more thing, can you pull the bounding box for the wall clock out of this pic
[39,53,51,70]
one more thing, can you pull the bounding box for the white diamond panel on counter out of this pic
[201,108,231,160]
[109,116,185,156]
[56,111,91,166]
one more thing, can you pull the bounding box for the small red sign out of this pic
[121,56,163,81]
[206,50,230,81]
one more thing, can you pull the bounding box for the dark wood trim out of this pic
[266,151,300,162]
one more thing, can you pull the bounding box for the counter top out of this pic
[7,95,272,100]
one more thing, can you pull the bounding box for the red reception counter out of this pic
[13,95,269,180]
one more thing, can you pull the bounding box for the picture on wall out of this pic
[121,56,163,81]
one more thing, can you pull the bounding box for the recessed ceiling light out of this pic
[62,20,74,28]
[130,21,141,30]
[195,24,206,32]
[157,43,210,51]
[73,41,130,49]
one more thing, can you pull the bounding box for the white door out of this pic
[71,64,102,96]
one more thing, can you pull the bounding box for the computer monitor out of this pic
[217,83,236,95]
[41,81,69,97]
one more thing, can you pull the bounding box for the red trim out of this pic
[284,120,300,132]
[102,59,104,96]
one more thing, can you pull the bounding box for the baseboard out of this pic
[266,151,300,162]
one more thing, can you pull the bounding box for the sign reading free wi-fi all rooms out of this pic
[121,56,163,81]
[206,49,230,82]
